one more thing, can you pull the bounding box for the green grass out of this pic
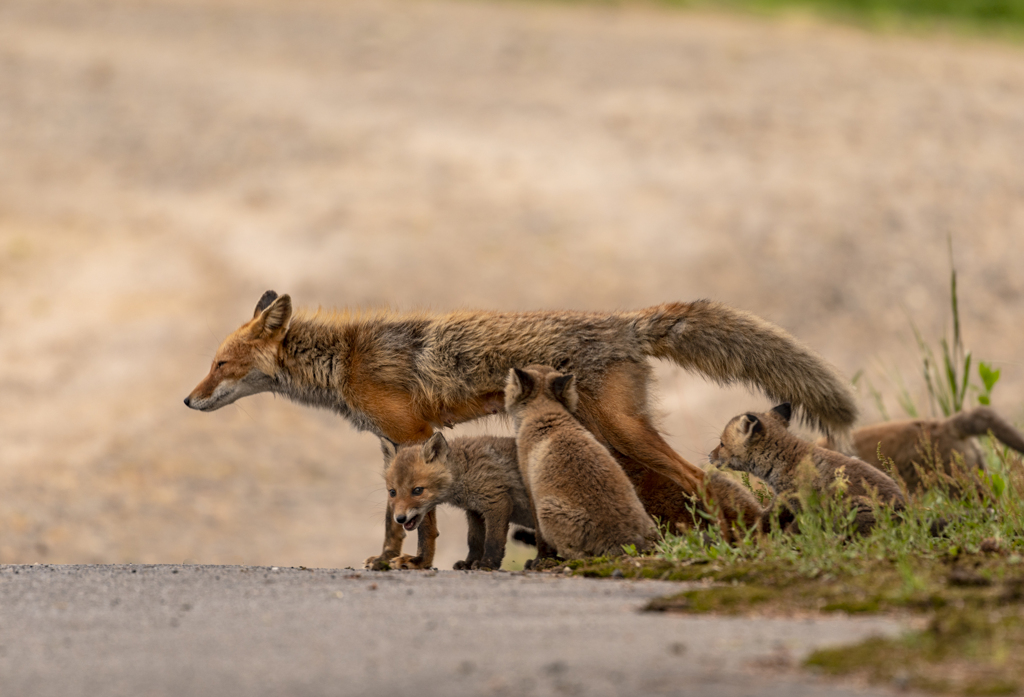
[562,450,1024,694]
[510,0,1024,38]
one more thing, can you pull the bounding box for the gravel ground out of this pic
[0,564,911,697]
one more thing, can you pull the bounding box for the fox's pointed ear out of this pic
[422,432,449,464]
[770,403,792,426]
[252,294,292,339]
[506,367,536,402]
[738,413,763,439]
[549,373,578,413]
[253,290,279,318]
[380,438,397,466]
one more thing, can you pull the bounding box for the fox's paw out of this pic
[525,556,561,571]
[363,555,393,571]
[453,560,471,571]
[470,560,497,571]
[391,554,432,570]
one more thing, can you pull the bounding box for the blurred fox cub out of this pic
[831,407,1024,493]
[365,434,534,571]
[506,365,660,560]
[711,403,904,536]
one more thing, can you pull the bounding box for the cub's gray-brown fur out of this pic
[368,434,533,571]
[711,404,904,535]
[506,365,659,560]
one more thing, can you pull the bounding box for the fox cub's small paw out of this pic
[391,554,432,570]
[470,560,497,571]
[453,560,471,570]
[363,555,393,571]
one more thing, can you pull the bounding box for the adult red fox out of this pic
[185,291,857,546]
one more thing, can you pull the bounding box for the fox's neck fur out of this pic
[270,315,373,429]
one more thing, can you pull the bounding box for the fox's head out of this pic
[381,433,454,532]
[184,290,292,411]
[709,402,792,478]
[504,365,578,425]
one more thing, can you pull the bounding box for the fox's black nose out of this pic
[183,396,191,407]
[395,514,407,524]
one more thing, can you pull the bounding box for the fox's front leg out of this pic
[364,501,406,570]
[390,509,438,570]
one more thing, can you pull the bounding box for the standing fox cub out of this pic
[712,403,904,535]
[185,291,856,550]
[506,365,659,559]
[367,434,533,571]
[836,407,1024,492]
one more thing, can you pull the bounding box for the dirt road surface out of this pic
[1,0,1023,570]
[0,564,910,697]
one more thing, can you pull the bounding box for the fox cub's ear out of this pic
[253,290,279,318]
[506,367,536,403]
[770,403,792,426]
[380,438,397,466]
[549,373,578,413]
[421,432,449,464]
[252,294,292,339]
[738,413,763,440]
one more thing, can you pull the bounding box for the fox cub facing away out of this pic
[711,403,905,536]
[837,407,1024,493]
[506,365,659,560]
[371,434,534,571]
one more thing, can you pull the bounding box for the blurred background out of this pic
[1,0,1022,569]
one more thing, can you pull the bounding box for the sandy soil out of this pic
[1,0,1023,569]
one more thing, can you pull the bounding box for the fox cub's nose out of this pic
[394,514,407,524]
[183,396,192,407]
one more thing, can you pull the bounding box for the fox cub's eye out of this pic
[389,489,396,498]
[411,487,424,496]
[215,360,227,369]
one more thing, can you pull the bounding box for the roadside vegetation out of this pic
[562,262,1024,695]
[531,0,1024,38]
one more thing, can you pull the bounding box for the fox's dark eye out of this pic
[389,489,396,498]
[411,487,424,496]
[216,360,227,369]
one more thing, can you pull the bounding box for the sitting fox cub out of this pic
[369,434,534,571]
[711,403,904,535]
[506,365,659,560]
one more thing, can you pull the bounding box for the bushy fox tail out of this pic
[949,407,1024,454]
[633,300,857,442]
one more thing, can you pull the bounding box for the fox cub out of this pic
[379,433,534,571]
[835,407,1024,493]
[711,403,904,535]
[506,365,659,560]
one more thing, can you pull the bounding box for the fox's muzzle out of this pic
[394,511,422,531]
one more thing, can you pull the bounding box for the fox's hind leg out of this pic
[455,510,486,570]
[578,362,763,538]
[476,499,513,570]
[575,362,704,494]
